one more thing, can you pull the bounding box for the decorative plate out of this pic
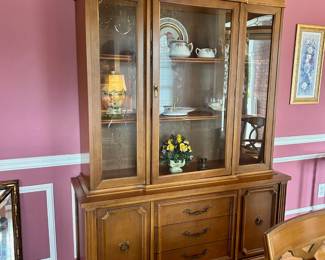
[160,17,189,45]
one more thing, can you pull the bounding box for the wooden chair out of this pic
[240,115,266,163]
[264,209,325,260]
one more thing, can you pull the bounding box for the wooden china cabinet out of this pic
[72,0,290,259]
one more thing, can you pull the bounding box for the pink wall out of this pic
[0,0,79,259]
[275,0,325,137]
[0,0,80,159]
[0,0,325,259]
[273,0,325,217]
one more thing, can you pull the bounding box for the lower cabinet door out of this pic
[240,185,278,258]
[96,203,150,260]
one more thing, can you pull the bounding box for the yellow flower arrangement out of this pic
[160,134,193,165]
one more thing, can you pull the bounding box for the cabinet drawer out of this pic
[157,241,230,260]
[96,204,150,260]
[159,216,231,252]
[240,186,278,258]
[156,194,235,226]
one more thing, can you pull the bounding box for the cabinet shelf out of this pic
[102,168,136,180]
[100,54,133,62]
[102,112,222,125]
[160,113,222,122]
[102,113,136,125]
[162,57,225,64]
[159,159,225,176]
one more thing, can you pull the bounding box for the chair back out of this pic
[265,209,325,260]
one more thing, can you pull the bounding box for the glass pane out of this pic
[159,3,232,175]
[0,193,14,260]
[239,13,273,165]
[99,0,138,179]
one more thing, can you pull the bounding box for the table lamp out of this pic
[102,71,127,118]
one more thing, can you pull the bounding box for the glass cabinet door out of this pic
[152,0,239,182]
[96,0,145,187]
[236,6,281,170]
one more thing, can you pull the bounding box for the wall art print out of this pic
[291,24,325,104]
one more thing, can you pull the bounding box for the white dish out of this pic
[160,17,189,45]
[162,107,195,116]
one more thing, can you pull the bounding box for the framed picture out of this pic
[290,24,325,104]
[0,180,22,260]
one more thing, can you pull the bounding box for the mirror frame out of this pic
[0,180,22,260]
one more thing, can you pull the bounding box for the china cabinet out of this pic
[72,0,290,259]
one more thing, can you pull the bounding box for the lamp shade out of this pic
[104,72,127,93]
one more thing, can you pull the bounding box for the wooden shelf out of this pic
[102,168,136,180]
[160,114,221,122]
[102,111,222,125]
[100,54,133,62]
[160,111,222,122]
[159,159,225,176]
[162,57,225,64]
[102,113,136,125]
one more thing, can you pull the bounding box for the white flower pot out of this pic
[169,160,186,174]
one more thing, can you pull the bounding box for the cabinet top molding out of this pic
[229,0,285,7]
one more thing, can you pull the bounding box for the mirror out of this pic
[0,180,22,260]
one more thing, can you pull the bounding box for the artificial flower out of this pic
[167,144,175,151]
[179,143,188,152]
[160,134,193,165]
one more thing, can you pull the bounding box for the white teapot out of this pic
[169,40,193,58]
[195,48,217,58]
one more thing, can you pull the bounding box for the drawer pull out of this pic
[183,207,210,216]
[119,241,130,252]
[182,228,209,237]
[255,216,264,226]
[182,249,208,259]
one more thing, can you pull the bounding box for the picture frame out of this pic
[290,24,325,104]
[0,180,22,260]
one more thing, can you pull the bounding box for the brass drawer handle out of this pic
[255,216,264,226]
[183,206,210,216]
[182,228,209,237]
[119,241,130,252]
[182,249,208,259]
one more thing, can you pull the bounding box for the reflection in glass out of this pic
[159,3,232,175]
[99,0,138,179]
[0,194,14,260]
[239,13,273,165]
